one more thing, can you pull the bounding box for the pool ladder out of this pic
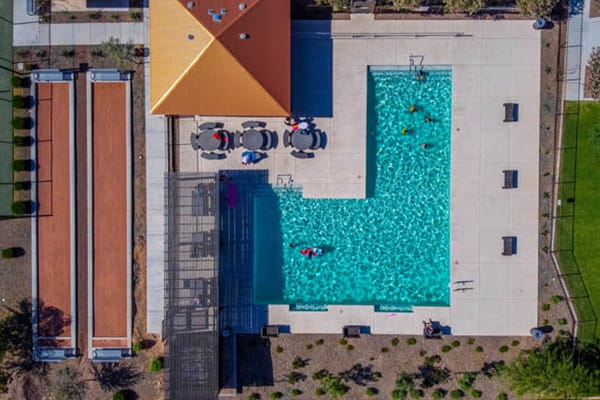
[409,55,425,79]
[276,174,295,188]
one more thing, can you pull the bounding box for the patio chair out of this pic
[283,130,291,147]
[503,103,519,122]
[502,170,518,189]
[201,152,226,160]
[199,122,224,131]
[261,325,280,338]
[190,133,200,151]
[311,130,322,149]
[242,120,266,129]
[343,326,361,338]
[291,150,315,159]
[219,131,232,151]
[262,130,273,149]
[502,236,517,256]
[233,132,242,148]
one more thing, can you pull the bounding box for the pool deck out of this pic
[177,16,540,336]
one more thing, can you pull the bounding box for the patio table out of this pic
[198,130,224,151]
[241,129,264,150]
[291,130,314,151]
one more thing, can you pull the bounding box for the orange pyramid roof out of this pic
[150,0,290,116]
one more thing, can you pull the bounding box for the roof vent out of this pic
[187,34,195,40]
[186,1,195,8]
[221,8,227,14]
[239,33,249,40]
[239,3,247,10]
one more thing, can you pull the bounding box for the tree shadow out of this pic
[339,363,381,386]
[91,362,141,392]
[481,361,504,378]
[416,362,450,388]
[38,303,71,339]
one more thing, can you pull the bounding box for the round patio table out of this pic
[291,130,314,151]
[198,130,223,151]
[242,129,264,150]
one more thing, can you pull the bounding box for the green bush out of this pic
[441,345,452,353]
[511,340,520,347]
[392,0,421,10]
[13,135,34,147]
[374,371,382,379]
[11,117,33,130]
[499,345,509,353]
[458,372,476,390]
[286,370,304,383]
[391,389,404,399]
[475,346,483,353]
[13,159,34,171]
[312,369,329,381]
[451,340,460,348]
[306,343,313,350]
[292,356,306,369]
[12,95,30,109]
[14,181,31,191]
[542,303,550,311]
[409,387,424,398]
[148,357,164,372]
[346,344,354,351]
[11,201,34,215]
[432,388,446,399]
[391,337,400,346]
[467,338,475,345]
[315,387,326,396]
[381,347,389,353]
[450,389,464,399]
[497,393,507,400]
[275,345,283,353]
[315,338,324,345]
[269,392,282,400]
[2,247,24,258]
[11,76,22,87]
[557,318,567,326]
[443,0,481,13]
[366,387,379,397]
[112,391,126,400]
[338,338,348,345]
[290,389,302,397]
[407,337,417,345]
[132,341,142,354]
[419,349,427,357]
[471,389,482,398]
[516,0,558,17]
[248,394,260,400]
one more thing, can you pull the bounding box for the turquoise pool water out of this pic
[254,67,451,306]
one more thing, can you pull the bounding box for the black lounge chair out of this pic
[423,319,442,338]
[262,130,273,149]
[241,120,266,129]
[199,122,224,130]
[201,152,226,160]
[291,150,315,159]
[261,325,280,338]
[503,103,519,122]
[283,130,291,147]
[502,170,518,189]
[311,130,322,149]
[233,132,242,148]
[502,236,517,256]
[190,133,200,151]
[343,326,361,338]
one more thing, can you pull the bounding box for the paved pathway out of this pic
[565,0,600,100]
[13,0,144,46]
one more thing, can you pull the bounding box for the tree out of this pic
[392,0,421,10]
[516,0,558,17]
[443,0,482,13]
[502,338,600,399]
[92,363,140,392]
[51,367,86,400]
[588,47,600,99]
[98,37,141,69]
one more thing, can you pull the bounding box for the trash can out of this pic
[533,18,547,30]
[530,328,543,339]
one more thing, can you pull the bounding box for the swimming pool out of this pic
[254,67,452,307]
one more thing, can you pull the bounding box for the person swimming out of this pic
[300,247,324,259]
[401,127,409,135]
[408,104,417,113]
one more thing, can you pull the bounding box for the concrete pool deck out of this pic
[177,16,540,336]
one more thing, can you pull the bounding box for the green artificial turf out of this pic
[557,101,600,340]
[0,0,13,215]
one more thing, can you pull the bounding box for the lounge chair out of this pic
[311,130,322,149]
[201,152,226,160]
[233,132,242,148]
[343,326,361,338]
[190,231,215,258]
[262,130,273,149]
[261,325,280,338]
[502,236,517,256]
[199,122,223,131]
[191,183,215,216]
[283,130,291,147]
[190,133,200,150]
[502,170,518,189]
[291,150,315,159]
[241,120,266,129]
[503,103,519,122]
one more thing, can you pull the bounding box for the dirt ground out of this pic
[591,0,600,18]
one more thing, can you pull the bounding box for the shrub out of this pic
[12,95,32,109]
[315,387,326,396]
[290,389,301,397]
[497,393,507,400]
[129,10,142,20]
[542,303,550,311]
[441,345,452,353]
[425,355,441,365]
[499,345,509,353]
[113,391,134,400]
[542,319,549,325]
[13,159,34,171]
[132,341,142,354]
[471,389,482,398]
[550,295,562,304]
[315,338,324,345]
[391,389,404,399]
[11,117,33,130]
[346,344,354,351]
[11,201,34,215]
[443,0,482,13]
[292,356,307,369]
[269,392,282,400]
[557,318,567,326]
[432,388,446,399]
[451,340,460,348]
[374,371,383,379]
[148,357,163,372]
[511,340,520,347]
[61,48,75,57]
[391,337,400,346]
[407,337,417,345]
[467,338,475,345]
[11,76,23,87]
[516,0,558,16]
[2,247,24,258]
[275,345,283,353]
[419,349,427,357]
[475,346,483,353]
[13,135,34,146]
[248,394,260,400]
[333,0,349,12]
[409,387,424,398]
[392,0,421,10]
[458,372,476,390]
[14,181,31,191]
[89,11,102,19]
[312,369,330,381]
[588,47,600,99]
[381,347,389,353]
[306,343,313,350]
[450,389,464,399]
[366,387,379,397]
[338,338,348,345]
